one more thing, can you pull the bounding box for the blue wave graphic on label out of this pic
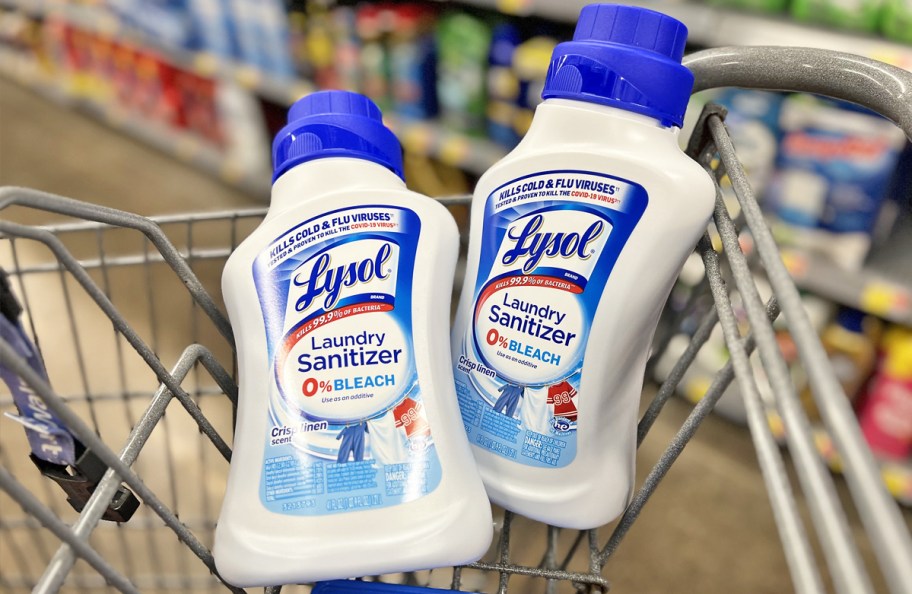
[455,170,648,467]
[253,205,441,515]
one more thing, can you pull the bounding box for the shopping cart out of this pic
[1,46,911,594]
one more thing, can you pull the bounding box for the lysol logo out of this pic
[501,214,604,273]
[294,243,393,312]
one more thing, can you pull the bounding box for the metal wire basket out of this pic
[1,46,911,594]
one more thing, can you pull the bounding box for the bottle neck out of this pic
[525,98,681,146]
[267,158,407,219]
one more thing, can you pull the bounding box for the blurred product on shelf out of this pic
[878,324,912,368]
[103,0,292,76]
[217,80,272,181]
[403,151,470,199]
[654,275,834,425]
[800,307,880,420]
[705,0,789,14]
[108,0,197,50]
[257,0,295,77]
[771,293,834,390]
[692,84,910,327]
[859,332,912,455]
[713,89,783,204]
[389,4,438,120]
[766,95,907,271]
[43,15,227,147]
[510,35,555,139]
[654,326,748,423]
[287,6,310,79]
[436,11,490,136]
[189,0,235,59]
[705,0,908,38]
[655,263,912,503]
[330,5,360,90]
[660,252,711,326]
[881,0,912,43]
[278,3,567,149]
[791,0,884,32]
[238,0,294,76]
[858,327,912,460]
[309,2,341,88]
[228,0,258,68]
[356,3,391,110]
[175,68,223,145]
[485,22,521,148]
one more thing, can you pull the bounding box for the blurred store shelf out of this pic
[454,0,912,69]
[386,115,508,173]
[671,365,912,505]
[0,0,508,176]
[30,0,314,104]
[0,53,272,195]
[766,409,912,506]
[6,0,907,180]
[781,219,912,326]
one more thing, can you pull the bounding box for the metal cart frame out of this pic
[1,46,911,593]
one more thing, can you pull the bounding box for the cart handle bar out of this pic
[685,46,912,140]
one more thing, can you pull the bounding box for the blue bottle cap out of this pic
[272,90,405,182]
[836,307,867,334]
[541,4,693,128]
[312,580,469,593]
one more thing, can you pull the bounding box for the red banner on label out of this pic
[474,275,582,318]
[279,302,395,356]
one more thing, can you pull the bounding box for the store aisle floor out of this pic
[1,77,905,594]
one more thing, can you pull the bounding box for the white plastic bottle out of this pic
[215,90,492,587]
[452,4,715,529]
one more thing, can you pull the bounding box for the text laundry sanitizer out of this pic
[215,90,492,587]
[452,5,715,529]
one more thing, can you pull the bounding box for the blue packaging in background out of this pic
[227,0,258,67]
[389,5,438,120]
[713,89,784,203]
[767,95,906,269]
[188,0,235,58]
[486,23,522,147]
[254,0,295,77]
[108,0,196,50]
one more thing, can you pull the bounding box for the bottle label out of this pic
[455,170,648,467]
[253,205,441,515]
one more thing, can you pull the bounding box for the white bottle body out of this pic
[215,158,492,587]
[452,99,715,529]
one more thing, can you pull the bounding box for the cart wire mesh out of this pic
[1,46,911,593]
